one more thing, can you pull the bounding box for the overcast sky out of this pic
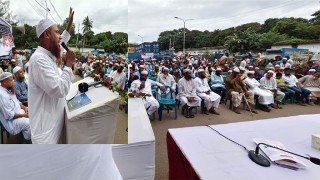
[129,0,320,43]
[10,0,128,34]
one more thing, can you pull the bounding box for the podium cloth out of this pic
[112,98,155,180]
[65,77,120,144]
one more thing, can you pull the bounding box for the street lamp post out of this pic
[138,35,144,43]
[174,17,193,57]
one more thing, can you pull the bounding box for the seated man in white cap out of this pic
[130,70,165,117]
[211,67,226,103]
[109,65,126,90]
[226,68,257,114]
[0,72,31,142]
[254,67,263,80]
[13,66,28,106]
[28,8,76,144]
[195,69,221,115]
[245,71,274,112]
[134,65,145,79]
[260,70,285,109]
[156,67,176,100]
[298,70,320,104]
[178,69,201,118]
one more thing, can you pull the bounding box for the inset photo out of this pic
[0,0,128,144]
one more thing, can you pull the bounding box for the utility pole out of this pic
[76,23,80,49]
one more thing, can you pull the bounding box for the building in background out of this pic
[135,42,159,54]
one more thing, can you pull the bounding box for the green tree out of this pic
[224,29,261,53]
[310,10,320,25]
[82,16,93,46]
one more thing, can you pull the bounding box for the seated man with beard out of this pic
[298,70,320,104]
[130,70,165,117]
[195,69,221,115]
[13,66,28,106]
[211,68,226,103]
[178,69,201,118]
[156,67,176,100]
[260,70,285,109]
[0,72,31,142]
[226,68,257,114]
[245,71,274,112]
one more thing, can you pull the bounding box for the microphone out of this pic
[249,143,320,167]
[78,81,102,93]
[61,42,69,52]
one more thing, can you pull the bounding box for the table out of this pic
[112,98,155,180]
[0,145,122,180]
[167,114,320,180]
[65,77,120,144]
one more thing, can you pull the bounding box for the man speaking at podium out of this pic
[28,8,76,144]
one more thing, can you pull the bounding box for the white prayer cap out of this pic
[11,59,16,62]
[267,70,274,74]
[163,67,169,71]
[109,62,113,64]
[309,69,316,72]
[216,68,222,71]
[248,65,253,68]
[255,67,259,70]
[233,68,240,73]
[139,65,144,68]
[198,69,205,73]
[115,63,119,66]
[13,66,22,74]
[141,70,148,75]
[275,65,280,67]
[228,70,233,73]
[0,72,13,81]
[282,58,287,60]
[36,19,55,38]
[225,64,228,66]
[183,69,190,73]
[247,71,255,74]
[239,66,245,71]
[155,64,159,67]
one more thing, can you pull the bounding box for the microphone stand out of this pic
[249,142,320,167]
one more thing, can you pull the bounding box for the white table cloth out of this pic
[112,98,155,180]
[168,114,320,180]
[0,145,122,180]
[65,77,120,144]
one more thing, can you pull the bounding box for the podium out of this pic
[112,98,155,180]
[65,77,120,144]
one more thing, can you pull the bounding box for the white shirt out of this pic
[194,77,210,93]
[282,74,298,87]
[156,73,176,90]
[110,71,126,90]
[0,86,26,134]
[28,30,73,144]
[130,79,163,95]
[178,77,197,97]
[260,77,277,90]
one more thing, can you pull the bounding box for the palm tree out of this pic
[82,16,93,47]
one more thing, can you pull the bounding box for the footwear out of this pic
[297,102,307,106]
[210,109,220,115]
[270,104,278,109]
[259,106,270,112]
[233,106,241,114]
[251,109,258,114]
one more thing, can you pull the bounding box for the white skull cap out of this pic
[36,19,55,38]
